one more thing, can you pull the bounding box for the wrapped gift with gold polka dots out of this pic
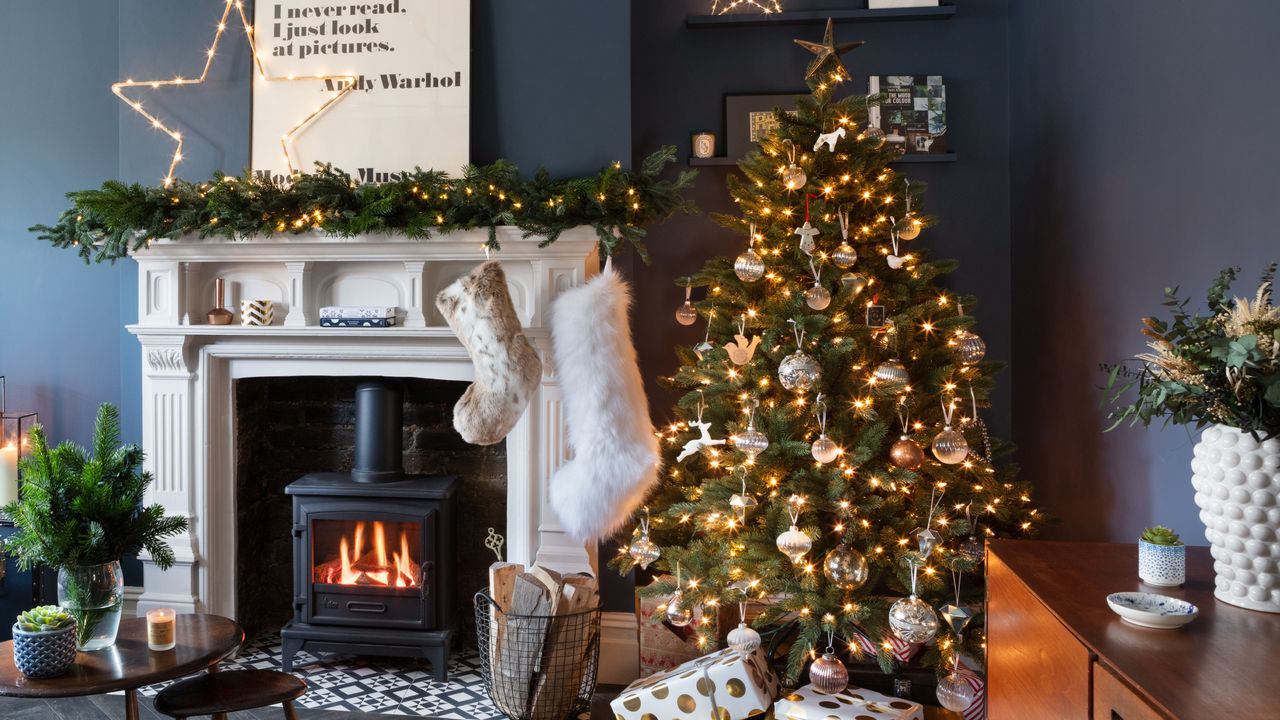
[773,684,923,720]
[611,646,780,720]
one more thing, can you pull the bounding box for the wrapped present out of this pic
[953,657,986,720]
[775,684,923,720]
[612,647,780,720]
[638,577,703,675]
[850,630,922,664]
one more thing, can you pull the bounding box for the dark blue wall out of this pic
[0,2,123,448]
[1009,0,1280,544]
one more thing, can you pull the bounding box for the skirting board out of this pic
[599,610,640,684]
[124,585,145,618]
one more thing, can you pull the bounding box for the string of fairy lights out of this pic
[112,0,356,187]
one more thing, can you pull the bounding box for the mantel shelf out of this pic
[127,324,548,340]
[688,153,957,167]
[685,6,955,28]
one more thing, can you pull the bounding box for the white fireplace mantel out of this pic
[127,227,600,621]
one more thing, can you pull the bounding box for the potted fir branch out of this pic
[1,405,188,650]
[1138,526,1185,587]
[1107,265,1280,612]
[12,606,77,678]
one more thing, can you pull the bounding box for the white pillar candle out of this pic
[147,608,176,651]
[0,444,18,507]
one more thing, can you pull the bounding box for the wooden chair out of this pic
[153,669,306,720]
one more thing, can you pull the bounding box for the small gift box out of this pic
[775,684,923,720]
[612,647,780,720]
[637,577,702,675]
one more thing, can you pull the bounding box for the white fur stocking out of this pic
[548,264,659,541]
[436,261,542,446]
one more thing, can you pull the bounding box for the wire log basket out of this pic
[475,591,601,720]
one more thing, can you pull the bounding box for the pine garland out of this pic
[31,146,696,263]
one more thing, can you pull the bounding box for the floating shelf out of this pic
[688,153,956,167]
[686,6,955,28]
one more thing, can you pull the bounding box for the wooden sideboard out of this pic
[987,540,1280,719]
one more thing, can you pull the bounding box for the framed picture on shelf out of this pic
[868,75,948,155]
[725,93,803,159]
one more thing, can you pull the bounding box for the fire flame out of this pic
[320,521,420,588]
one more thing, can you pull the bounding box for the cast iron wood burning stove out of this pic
[282,380,459,680]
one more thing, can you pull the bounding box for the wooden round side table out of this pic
[0,613,244,720]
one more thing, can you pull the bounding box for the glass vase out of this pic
[57,560,124,651]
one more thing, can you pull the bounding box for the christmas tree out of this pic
[619,22,1040,685]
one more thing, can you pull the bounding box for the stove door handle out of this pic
[420,560,434,600]
[346,601,387,614]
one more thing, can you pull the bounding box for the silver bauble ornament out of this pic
[776,524,813,564]
[628,535,660,569]
[840,273,868,296]
[932,425,970,464]
[889,435,925,471]
[872,358,909,386]
[832,243,857,268]
[733,426,769,459]
[782,163,807,190]
[675,301,698,326]
[665,590,694,627]
[779,351,821,392]
[823,544,869,591]
[954,329,987,366]
[811,434,840,464]
[727,622,762,655]
[936,672,977,712]
[809,651,849,694]
[888,594,940,643]
[895,215,922,241]
[734,248,765,282]
[859,125,886,147]
[805,283,832,310]
[958,535,984,564]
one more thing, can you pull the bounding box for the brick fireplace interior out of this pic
[234,377,506,641]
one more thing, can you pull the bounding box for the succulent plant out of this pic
[1141,525,1184,546]
[16,606,74,633]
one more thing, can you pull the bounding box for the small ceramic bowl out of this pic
[1106,592,1198,629]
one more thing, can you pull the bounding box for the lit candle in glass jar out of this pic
[147,608,176,651]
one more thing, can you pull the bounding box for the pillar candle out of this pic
[147,608,176,651]
[0,444,18,507]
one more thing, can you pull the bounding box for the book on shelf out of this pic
[319,306,397,319]
[868,0,940,9]
[319,317,398,328]
[868,75,948,155]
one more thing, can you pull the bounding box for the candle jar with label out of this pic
[147,608,176,651]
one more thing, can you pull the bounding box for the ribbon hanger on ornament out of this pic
[814,393,830,436]
[788,318,806,350]
[837,207,851,241]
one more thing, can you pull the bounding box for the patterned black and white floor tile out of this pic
[136,633,504,718]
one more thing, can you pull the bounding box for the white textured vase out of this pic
[1190,424,1280,613]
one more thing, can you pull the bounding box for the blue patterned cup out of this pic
[1138,540,1186,587]
[12,622,78,678]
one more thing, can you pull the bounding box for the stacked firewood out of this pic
[486,562,600,720]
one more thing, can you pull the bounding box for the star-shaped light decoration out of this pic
[793,18,865,81]
[112,0,355,186]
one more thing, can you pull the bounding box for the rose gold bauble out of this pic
[808,651,849,694]
[889,435,925,471]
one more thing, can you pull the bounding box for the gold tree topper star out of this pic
[793,18,865,82]
[112,0,355,187]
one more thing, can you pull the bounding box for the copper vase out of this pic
[207,278,234,325]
